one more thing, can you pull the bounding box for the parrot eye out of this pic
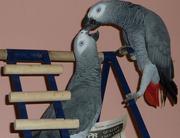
[96,7,101,13]
[79,41,84,47]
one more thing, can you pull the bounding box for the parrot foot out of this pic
[117,46,134,56]
[129,55,136,61]
[116,46,136,60]
[122,93,141,106]
[117,46,129,56]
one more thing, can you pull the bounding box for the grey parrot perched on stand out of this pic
[32,29,102,138]
[82,0,178,107]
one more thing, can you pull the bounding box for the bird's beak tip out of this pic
[81,16,89,28]
[89,30,99,41]
[81,16,101,31]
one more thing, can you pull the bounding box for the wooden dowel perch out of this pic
[49,51,76,62]
[9,91,71,103]
[0,49,104,62]
[3,64,63,75]
[14,119,79,130]
[0,49,7,60]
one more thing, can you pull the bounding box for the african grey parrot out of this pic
[82,0,177,107]
[32,29,102,138]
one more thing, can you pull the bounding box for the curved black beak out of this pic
[81,16,101,31]
[89,31,99,41]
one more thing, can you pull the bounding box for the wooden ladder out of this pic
[1,49,150,138]
[3,49,79,138]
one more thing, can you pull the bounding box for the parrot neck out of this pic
[75,57,101,83]
[105,4,128,28]
[76,57,100,73]
[108,3,146,29]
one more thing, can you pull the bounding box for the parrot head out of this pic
[82,0,132,31]
[73,29,99,59]
[82,1,108,31]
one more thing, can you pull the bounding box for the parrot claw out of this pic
[116,46,136,60]
[129,54,136,61]
[122,93,140,106]
[117,46,133,55]
[117,47,129,56]
[126,93,139,101]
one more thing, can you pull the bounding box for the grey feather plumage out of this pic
[82,0,177,105]
[32,30,102,138]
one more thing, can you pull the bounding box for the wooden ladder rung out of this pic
[14,119,79,130]
[3,64,63,75]
[9,91,71,103]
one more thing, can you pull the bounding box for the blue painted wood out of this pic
[101,59,111,102]
[7,51,32,138]
[102,52,150,138]
[7,49,47,62]
[97,60,110,122]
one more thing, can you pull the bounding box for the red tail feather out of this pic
[144,82,160,108]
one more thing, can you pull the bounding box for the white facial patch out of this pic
[75,30,89,55]
[76,39,88,55]
[88,4,106,19]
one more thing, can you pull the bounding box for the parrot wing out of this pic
[145,29,177,105]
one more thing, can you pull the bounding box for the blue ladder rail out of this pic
[7,49,70,138]
[100,52,150,138]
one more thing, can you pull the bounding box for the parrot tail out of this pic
[144,82,160,108]
[160,75,178,106]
